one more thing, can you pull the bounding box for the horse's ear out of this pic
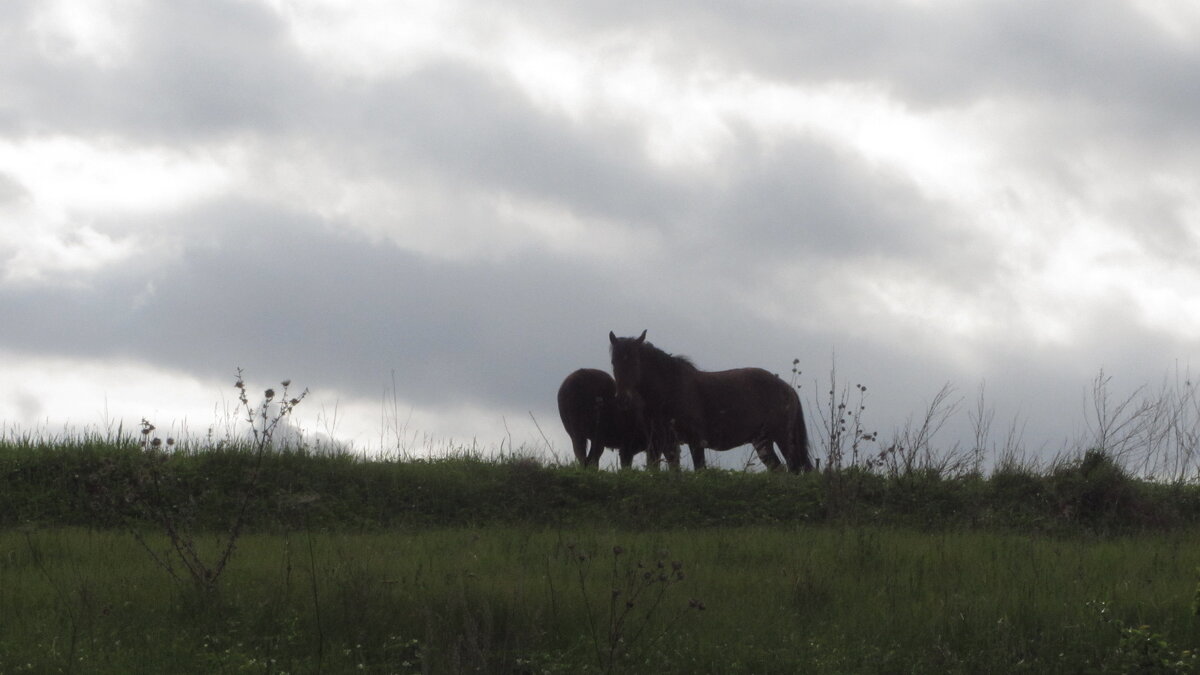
[636,329,647,343]
[609,331,618,345]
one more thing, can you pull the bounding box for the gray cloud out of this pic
[0,202,660,413]
[0,192,1186,458]
[3,1,1199,461]
[511,0,1200,207]
[522,0,1200,114]
[691,133,961,261]
[342,62,693,225]
[1,0,314,140]
[0,173,27,205]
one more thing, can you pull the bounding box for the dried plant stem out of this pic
[112,370,307,591]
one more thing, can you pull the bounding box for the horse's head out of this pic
[608,329,647,403]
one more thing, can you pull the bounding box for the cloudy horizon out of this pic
[4,0,1200,469]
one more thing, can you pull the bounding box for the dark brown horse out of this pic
[608,330,814,473]
[557,368,658,469]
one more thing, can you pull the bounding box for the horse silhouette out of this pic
[557,368,662,469]
[609,330,813,472]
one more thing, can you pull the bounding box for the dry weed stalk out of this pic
[93,370,307,590]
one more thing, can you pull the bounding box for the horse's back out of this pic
[558,368,643,447]
[692,367,798,449]
[558,369,614,422]
[558,368,614,396]
[700,367,793,404]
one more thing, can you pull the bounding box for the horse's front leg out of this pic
[648,444,665,470]
[617,445,636,469]
[644,419,676,471]
[663,443,681,471]
[689,444,707,470]
[642,432,665,471]
[655,420,682,471]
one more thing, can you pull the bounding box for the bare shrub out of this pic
[90,370,307,590]
[1078,369,1200,483]
[879,384,966,478]
[562,543,702,673]
[807,357,876,473]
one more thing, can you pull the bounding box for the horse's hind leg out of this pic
[689,445,707,470]
[753,440,785,471]
[570,434,589,466]
[584,438,607,468]
[778,433,800,473]
[782,437,806,474]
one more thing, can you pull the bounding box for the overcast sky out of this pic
[4,0,1200,467]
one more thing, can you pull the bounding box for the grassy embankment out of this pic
[3,437,1200,673]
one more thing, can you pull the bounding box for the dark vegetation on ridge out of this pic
[4,438,1200,534]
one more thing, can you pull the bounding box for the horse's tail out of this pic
[793,400,814,472]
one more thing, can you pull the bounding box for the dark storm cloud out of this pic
[0,0,945,422]
[0,201,664,413]
[339,60,974,273]
[339,63,970,270]
[0,197,847,430]
[0,0,1045,276]
[340,62,693,225]
[691,133,962,261]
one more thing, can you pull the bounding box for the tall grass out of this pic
[810,365,1200,483]
[2,526,1197,673]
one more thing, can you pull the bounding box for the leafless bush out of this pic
[991,414,1038,476]
[878,384,967,477]
[562,543,702,674]
[1082,370,1152,467]
[91,370,307,590]
[807,358,876,473]
[1142,369,1200,481]
[1079,368,1200,482]
[800,353,1200,483]
[969,383,993,475]
[968,383,1039,476]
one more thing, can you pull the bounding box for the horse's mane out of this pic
[639,340,698,376]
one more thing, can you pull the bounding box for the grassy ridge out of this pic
[5,439,1200,672]
[4,438,1200,532]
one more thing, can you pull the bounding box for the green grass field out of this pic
[3,438,1200,673]
[3,525,1198,673]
